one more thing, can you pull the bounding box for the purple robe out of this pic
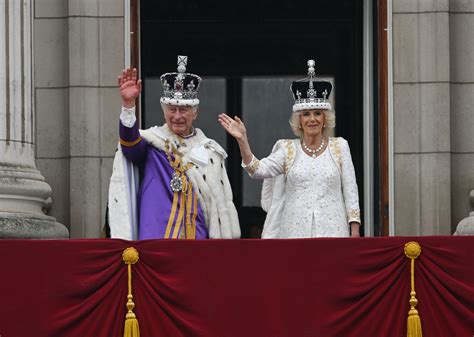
[119,122,208,239]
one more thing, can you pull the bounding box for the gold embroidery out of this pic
[246,158,261,175]
[120,137,142,147]
[283,140,295,175]
[349,209,361,220]
[329,138,342,170]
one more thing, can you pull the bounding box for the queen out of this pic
[219,59,361,238]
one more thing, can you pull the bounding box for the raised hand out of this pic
[118,68,142,108]
[218,113,247,140]
[218,113,253,164]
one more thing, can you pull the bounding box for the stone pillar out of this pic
[68,0,124,237]
[0,0,67,238]
[450,0,474,229]
[392,0,451,235]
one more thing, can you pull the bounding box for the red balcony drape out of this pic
[1,236,473,337]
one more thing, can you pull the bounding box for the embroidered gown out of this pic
[244,138,360,238]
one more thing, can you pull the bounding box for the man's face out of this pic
[163,105,197,136]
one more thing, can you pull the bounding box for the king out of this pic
[108,56,240,240]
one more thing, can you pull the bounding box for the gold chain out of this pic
[164,140,195,194]
[164,140,194,173]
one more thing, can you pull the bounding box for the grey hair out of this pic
[289,109,336,137]
[160,103,198,113]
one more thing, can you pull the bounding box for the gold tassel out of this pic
[122,247,140,337]
[404,242,422,337]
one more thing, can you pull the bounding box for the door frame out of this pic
[125,0,394,236]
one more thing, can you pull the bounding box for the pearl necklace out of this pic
[302,138,326,158]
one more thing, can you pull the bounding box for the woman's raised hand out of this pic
[118,68,142,108]
[219,113,253,164]
[218,113,247,140]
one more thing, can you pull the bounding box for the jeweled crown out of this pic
[160,55,201,106]
[290,59,332,112]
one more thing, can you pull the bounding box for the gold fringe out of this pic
[404,242,422,337]
[122,247,140,337]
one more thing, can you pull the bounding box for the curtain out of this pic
[1,236,473,337]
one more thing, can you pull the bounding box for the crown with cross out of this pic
[290,59,333,112]
[160,55,202,107]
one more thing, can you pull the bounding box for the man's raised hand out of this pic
[118,68,142,108]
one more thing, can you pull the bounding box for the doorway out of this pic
[137,0,367,237]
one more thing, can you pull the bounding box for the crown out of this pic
[290,59,333,112]
[160,55,202,107]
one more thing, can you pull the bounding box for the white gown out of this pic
[243,137,360,238]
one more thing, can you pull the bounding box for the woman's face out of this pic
[163,104,197,136]
[299,109,325,137]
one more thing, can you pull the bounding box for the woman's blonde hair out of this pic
[289,109,336,137]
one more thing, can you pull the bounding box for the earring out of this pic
[323,124,326,128]
[298,125,302,129]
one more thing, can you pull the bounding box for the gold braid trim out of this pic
[164,185,180,239]
[120,137,142,147]
[172,190,186,239]
[185,182,196,239]
[404,242,423,337]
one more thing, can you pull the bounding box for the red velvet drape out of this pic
[1,236,473,337]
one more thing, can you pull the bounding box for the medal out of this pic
[170,172,183,192]
[165,140,194,193]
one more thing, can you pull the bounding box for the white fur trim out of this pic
[293,102,331,112]
[202,139,228,159]
[138,124,240,238]
[160,97,200,107]
[108,144,139,240]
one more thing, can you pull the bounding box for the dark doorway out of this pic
[140,0,364,237]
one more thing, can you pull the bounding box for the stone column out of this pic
[392,0,451,235]
[0,0,67,238]
[450,0,474,229]
[67,1,124,238]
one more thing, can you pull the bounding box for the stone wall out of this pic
[34,0,124,237]
[449,0,474,229]
[28,0,473,237]
[392,0,452,235]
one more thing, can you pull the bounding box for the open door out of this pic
[127,0,395,237]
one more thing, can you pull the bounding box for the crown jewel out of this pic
[160,55,201,106]
[290,59,333,112]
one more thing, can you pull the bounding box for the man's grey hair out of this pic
[161,103,198,113]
